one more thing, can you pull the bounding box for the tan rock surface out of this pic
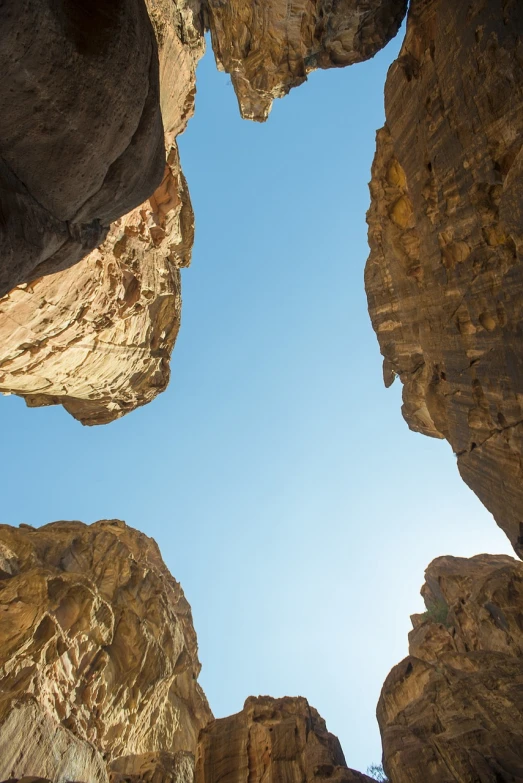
[378,554,523,782]
[109,750,195,783]
[0,519,212,782]
[196,696,376,783]
[206,0,408,121]
[0,1,204,425]
[365,0,523,550]
[0,0,166,296]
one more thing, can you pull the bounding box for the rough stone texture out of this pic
[0,0,166,296]
[109,750,195,783]
[0,1,204,425]
[0,520,212,782]
[196,696,376,783]
[378,554,523,782]
[365,0,523,551]
[205,0,408,121]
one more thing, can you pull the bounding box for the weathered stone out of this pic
[0,0,166,296]
[0,0,204,425]
[365,0,523,551]
[109,750,195,783]
[205,0,408,121]
[196,696,376,783]
[378,554,523,782]
[0,520,212,782]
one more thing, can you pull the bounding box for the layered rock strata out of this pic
[0,0,204,425]
[378,554,523,782]
[0,520,212,782]
[0,0,166,296]
[365,0,523,550]
[196,696,375,783]
[205,0,408,121]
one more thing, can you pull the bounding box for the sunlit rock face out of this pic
[196,696,376,783]
[378,554,523,782]
[0,0,204,425]
[0,0,166,297]
[0,520,212,782]
[205,0,408,121]
[365,0,523,551]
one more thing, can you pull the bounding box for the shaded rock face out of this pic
[196,696,375,783]
[0,0,166,296]
[0,520,212,782]
[378,554,523,782]
[365,0,523,551]
[205,0,408,121]
[109,749,195,783]
[0,1,204,425]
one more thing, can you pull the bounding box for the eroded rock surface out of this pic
[0,0,204,425]
[0,0,166,296]
[365,0,523,550]
[378,554,523,782]
[0,520,212,782]
[196,696,375,783]
[206,0,408,120]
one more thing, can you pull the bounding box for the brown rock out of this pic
[0,520,212,781]
[365,0,523,551]
[206,0,408,121]
[196,696,376,783]
[109,750,194,783]
[378,554,523,782]
[0,1,204,425]
[0,0,166,296]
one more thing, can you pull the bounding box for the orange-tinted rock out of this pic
[378,554,523,782]
[365,0,523,551]
[196,696,376,783]
[0,520,211,782]
[0,1,204,425]
[206,0,408,121]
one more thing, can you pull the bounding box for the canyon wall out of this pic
[205,0,408,121]
[365,0,523,550]
[0,0,166,296]
[378,554,523,782]
[195,696,375,783]
[0,519,211,781]
[0,0,204,424]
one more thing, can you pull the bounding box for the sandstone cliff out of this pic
[0,520,212,782]
[378,554,523,782]
[0,0,166,296]
[0,0,204,425]
[205,0,408,121]
[196,696,375,783]
[365,0,523,551]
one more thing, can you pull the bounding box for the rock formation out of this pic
[205,0,408,121]
[0,0,166,296]
[365,0,523,550]
[196,696,375,783]
[378,554,523,782]
[0,0,204,424]
[0,519,212,782]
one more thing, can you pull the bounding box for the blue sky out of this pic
[0,32,514,773]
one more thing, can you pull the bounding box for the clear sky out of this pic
[0,31,514,774]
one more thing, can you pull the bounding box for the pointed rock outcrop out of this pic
[206,0,408,121]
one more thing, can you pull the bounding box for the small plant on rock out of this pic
[422,598,450,626]
[366,763,388,782]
